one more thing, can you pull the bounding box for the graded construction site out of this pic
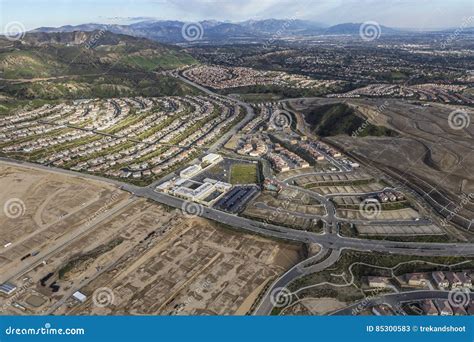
[0,162,302,315]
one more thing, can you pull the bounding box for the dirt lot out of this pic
[355,224,444,236]
[59,218,301,315]
[276,165,332,181]
[311,182,386,195]
[293,172,374,188]
[336,207,420,220]
[0,163,130,278]
[282,297,348,315]
[0,162,302,316]
[243,192,325,232]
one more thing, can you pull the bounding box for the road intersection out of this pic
[1,74,471,316]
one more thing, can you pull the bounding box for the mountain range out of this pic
[32,19,406,43]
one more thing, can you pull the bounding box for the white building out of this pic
[180,164,202,179]
[202,153,223,165]
[72,291,87,303]
[0,283,17,295]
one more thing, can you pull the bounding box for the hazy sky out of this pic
[1,0,473,32]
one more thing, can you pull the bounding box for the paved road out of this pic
[2,74,473,316]
[0,194,136,285]
[2,157,474,258]
[254,248,342,315]
[175,72,256,153]
[122,185,474,257]
[331,290,474,315]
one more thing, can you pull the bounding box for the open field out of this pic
[230,163,258,184]
[0,163,302,316]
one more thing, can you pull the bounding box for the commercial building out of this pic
[202,153,223,165]
[174,182,215,201]
[180,165,203,179]
[0,282,17,295]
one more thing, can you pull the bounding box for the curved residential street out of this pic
[1,73,472,317]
